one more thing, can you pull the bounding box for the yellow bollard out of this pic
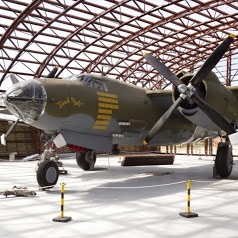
[187,179,191,214]
[179,180,198,218]
[53,183,72,222]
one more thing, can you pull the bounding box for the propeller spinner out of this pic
[143,34,236,144]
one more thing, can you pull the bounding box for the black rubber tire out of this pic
[76,150,96,170]
[36,160,59,188]
[215,142,233,178]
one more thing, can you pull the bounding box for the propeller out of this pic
[47,65,59,78]
[144,34,236,144]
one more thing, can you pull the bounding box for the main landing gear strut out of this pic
[67,144,97,171]
[76,149,96,171]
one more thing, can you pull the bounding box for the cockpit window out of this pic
[64,74,107,91]
[81,75,93,87]
[94,79,104,90]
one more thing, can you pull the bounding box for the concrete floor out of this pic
[1,154,238,238]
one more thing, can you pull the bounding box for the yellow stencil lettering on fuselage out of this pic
[70,97,83,107]
[93,92,119,131]
[55,97,83,109]
[56,97,70,109]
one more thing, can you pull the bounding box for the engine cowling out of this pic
[173,71,238,132]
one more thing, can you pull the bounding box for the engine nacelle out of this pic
[173,71,238,132]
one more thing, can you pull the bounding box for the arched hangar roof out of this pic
[0,0,237,90]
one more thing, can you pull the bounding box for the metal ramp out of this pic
[121,153,174,166]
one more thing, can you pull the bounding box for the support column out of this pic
[190,143,193,155]
[170,145,173,154]
[186,144,190,156]
[208,138,213,156]
[204,139,208,156]
[174,145,176,154]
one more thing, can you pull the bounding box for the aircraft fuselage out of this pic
[3,74,217,152]
[21,74,209,152]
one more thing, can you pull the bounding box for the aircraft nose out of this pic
[5,80,47,123]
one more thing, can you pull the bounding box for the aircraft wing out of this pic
[146,89,174,109]
[0,110,19,121]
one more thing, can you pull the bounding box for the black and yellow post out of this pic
[179,180,198,218]
[53,183,72,222]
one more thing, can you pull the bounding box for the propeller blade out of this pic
[144,96,184,144]
[143,34,236,144]
[1,119,19,146]
[191,93,236,135]
[10,74,19,84]
[143,53,182,87]
[190,34,236,87]
[47,65,59,78]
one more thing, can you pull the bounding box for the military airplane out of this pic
[0,34,238,188]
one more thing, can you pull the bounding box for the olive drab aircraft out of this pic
[0,34,238,188]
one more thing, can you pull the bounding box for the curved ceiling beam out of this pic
[0,0,83,85]
[56,0,176,77]
[0,0,43,48]
[141,39,235,89]
[117,16,237,86]
[0,0,237,89]
[35,0,131,77]
[82,0,233,77]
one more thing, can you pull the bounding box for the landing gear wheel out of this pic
[36,160,59,189]
[76,150,96,170]
[215,141,233,178]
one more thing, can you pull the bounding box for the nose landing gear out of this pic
[36,141,66,189]
[36,159,59,189]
